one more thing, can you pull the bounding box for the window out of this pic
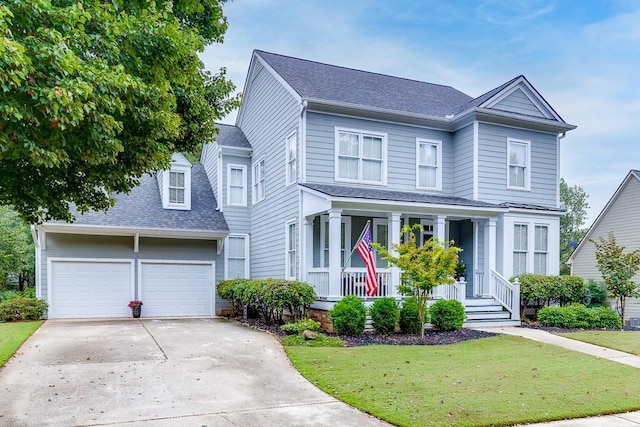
[286,132,297,185]
[286,221,297,279]
[416,139,442,190]
[252,158,265,203]
[534,225,548,274]
[320,217,350,268]
[373,219,388,268]
[227,165,247,206]
[335,129,386,184]
[508,139,530,190]
[169,171,185,204]
[513,224,528,275]
[226,235,248,279]
[420,220,434,246]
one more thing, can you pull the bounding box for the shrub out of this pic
[281,334,344,347]
[369,297,399,335]
[537,303,622,329]
[0,290,20,302]
[0,297,48,321]
[582,280,607,307]
[429,299,465,331]
[516,274,586,318]
[399,297,422,334]
[281,318,321,335]
[330,295,366,336]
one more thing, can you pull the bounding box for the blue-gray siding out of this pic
[305,112,454,194]
[221,153,252,233]
[238,61,301,279]
[201,143,219,203]
[492,88,546,118]
[477,123,557,207]
[452,124,474,199]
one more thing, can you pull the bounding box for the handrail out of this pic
[489,269,520,320]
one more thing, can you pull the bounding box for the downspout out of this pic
[300,100,308,183]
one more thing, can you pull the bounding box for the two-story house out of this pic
[35,50,575,323]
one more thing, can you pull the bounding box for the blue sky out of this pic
[201,0,640,225]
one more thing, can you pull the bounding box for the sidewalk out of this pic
[474,326,640,426]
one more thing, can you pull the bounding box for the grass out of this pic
[281,333,345,347]
[285,335,640,426]
[558,330,640,355]
[0,321,43,367]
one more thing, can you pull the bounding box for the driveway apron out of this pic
[0,319,388,426]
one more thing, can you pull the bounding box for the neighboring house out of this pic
[36,50,576,323]
[568,170,640,324]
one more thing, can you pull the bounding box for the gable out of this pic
[482,81,559,121]
[491,88,547,118]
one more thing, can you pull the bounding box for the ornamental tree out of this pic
[0,0,241,223]
[591,232,640,322]
[374,224,461,337]
[0,205,34,289]
[560,178,589,274]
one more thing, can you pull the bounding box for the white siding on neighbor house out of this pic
[571,176,640,322]
[237,60,300,279]
[452,124,474,199]
[492,88,546,118]
[477,123,558,207]
[305,112,454,194]
[221,153,252,233]
[201,142,219,203]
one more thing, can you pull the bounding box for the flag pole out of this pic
[341,220,371,274]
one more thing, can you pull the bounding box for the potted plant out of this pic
[455,261,466,281]
[128,300,143,318]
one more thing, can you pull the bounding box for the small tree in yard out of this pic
[591,233,640,322]
[374,224,461,338]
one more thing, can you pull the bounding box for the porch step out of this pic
[464,298,502,307]
[463,319,521,328]
[466,311,511,321]
[465,304,504,313]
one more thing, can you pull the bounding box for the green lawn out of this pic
[285,335,640,427]
[558,330,640,355]
[0,321,43,367]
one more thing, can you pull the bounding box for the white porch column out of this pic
[435,215,447,241]
[484,218,497,297]
[303,217,314,283]
[389,212,402,297]
[328,209,343,298]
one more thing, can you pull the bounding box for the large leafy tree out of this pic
[374,224,461,338]
[0,206,34,290]
[0,0,240,223]
[560,178,589,275]
[591,233,640,322]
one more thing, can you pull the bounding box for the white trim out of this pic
[161,153,192,210]
[285,219,297,280]
[415,138,442,191]
[252,156,266,204]
[334,127,388,185]
[473,121,479,200]
[556,134,561,208]
[138,259,216,316]
[481,78,560,122]
[319,215,351,268]
[217,150,223,212]
[227,163,247,207]
[40,223,228,240]
[254,54,303,103]
[506,138,531,191]
[134,233,139,253]
[285,130,297,186]
[301,104,307,182]
[224,234,250,279]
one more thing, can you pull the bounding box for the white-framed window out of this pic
[335,128,387,184]
[534,225,548,275]
[513,224,528,276]
[169,171,185,204]
[372,218,388,268]
[252,158,265,204]
[507,138,531,190]
[225,234,249,279]
[286,132,297,186]
[320,216,351,268]
[227,164,247,207]
[416,139,442,190]
[420,219,434,246]
[285,220,297,279]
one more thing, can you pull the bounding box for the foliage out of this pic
[369,297,399,335]
[373,224,461,337]
[0,321,43,367]
[127,300,143,309]
[281,333,344,347]
[591,233,640,322]
[0,288,36,301]
[280,318,321,335]
[216,278,316,324]
[329,295,366,336]
[560,178,589,275]
[558,331,640,356]
[398,297,423,334]
[0,297,48,321]
[581,280,607,307]
[0,0,241,223]
[515,273,585,318]
[429,299,465,331]
[0,206,34,288]
[537,304,622,329]
[286,335,640,427]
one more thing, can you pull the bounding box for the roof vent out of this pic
[445,114,454,119]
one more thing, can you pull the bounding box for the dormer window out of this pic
[169,171,185,204]
[159,153,192,210]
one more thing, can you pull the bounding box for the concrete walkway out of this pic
[475,326,640,426]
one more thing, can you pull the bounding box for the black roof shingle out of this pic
[215,123,251,149]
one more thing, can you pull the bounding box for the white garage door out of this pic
[49,259,133,318]
[140,261,214,317]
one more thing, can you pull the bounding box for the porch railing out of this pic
[474,270,484,297]
[429,278,465,303]
[307,269,330,296]
[489,269,520,320]
[306,268,391,298]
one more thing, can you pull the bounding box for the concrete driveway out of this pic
[0,319,388,426]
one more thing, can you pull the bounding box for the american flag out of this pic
[356,223,378,297]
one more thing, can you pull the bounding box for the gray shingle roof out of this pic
[455,75,522,114]
[301,183,499,209]
[498,202,564,213]
[631,170,640,180]
[215,123,251,149]
[67,164,228,232]
[256,50,474,118]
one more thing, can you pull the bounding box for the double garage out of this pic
[47,258,215,319]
